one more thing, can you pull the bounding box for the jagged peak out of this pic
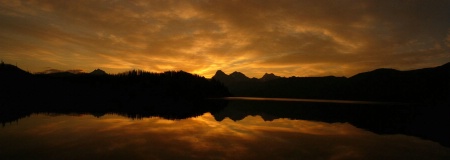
[215,70,227,76]
[212,70,228,79]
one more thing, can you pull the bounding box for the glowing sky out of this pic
[1,0,449,78]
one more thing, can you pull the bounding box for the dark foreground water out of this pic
[1,98,449,159]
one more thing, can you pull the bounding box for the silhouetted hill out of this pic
[0,62,31,78]
[260,73,281,81]
[90,69,107,75]
[229,71,250,81]
[347,63,450,103]
[213,62,450,104]
[1,62,33,102]
[350,68,401,80]
[440,62,450,70]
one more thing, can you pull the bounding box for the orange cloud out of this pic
[0,0,449,77]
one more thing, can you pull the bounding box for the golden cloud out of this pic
[0,0,449,77]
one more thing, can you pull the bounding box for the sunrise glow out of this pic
[1,0,449,78]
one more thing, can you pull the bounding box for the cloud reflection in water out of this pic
[0,113,449,160]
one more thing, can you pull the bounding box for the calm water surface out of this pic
[1,99,449,159]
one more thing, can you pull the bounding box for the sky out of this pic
[1,0,449,78]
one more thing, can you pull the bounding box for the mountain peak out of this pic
[214,70,227,76]
[229,71,249,81]
[261,73,280,81]
[212,70,250,82]
[90,69,107,75]
[212,70,228,80]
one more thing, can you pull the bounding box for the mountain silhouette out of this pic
[213,62,450,104]
[229,71,251,81]
[260,73,281,81]
[0,62,31,77]
[212,70,232,84]
[90,69,107,75]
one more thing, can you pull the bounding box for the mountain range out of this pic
[2,61,449,104]
[213,62,450,104]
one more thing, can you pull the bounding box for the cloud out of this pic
[0,0,449,77]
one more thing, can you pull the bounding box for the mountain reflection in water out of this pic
[1,113,449,160]
[1,98,450,159]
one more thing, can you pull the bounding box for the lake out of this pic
[1,98,450,159]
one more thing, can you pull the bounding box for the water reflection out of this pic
[1,98,450,159]
[215,99,450,148]
[1,113,449,160]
